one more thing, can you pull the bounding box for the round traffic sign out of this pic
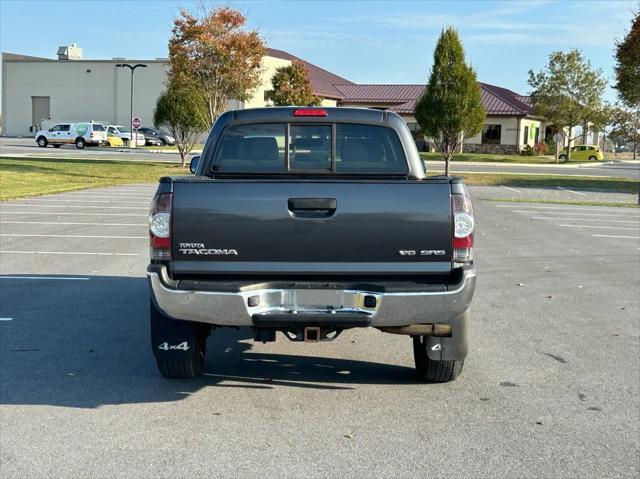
[132,117,141,129]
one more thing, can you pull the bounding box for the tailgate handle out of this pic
[288,198,336,217]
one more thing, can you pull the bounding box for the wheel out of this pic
[559,154,567,161]
[588,155,597,161]
[75,137,86,149]
[105,141,111,147]
[53,144,62,148]
[159,139,167,146]
[150,300,209,379]
[413,336,464,382]
[37,136,48,148]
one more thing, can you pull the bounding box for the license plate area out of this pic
[245,288,380,315]
[283,289,345,311]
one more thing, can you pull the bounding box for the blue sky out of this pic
[0,0,637,102]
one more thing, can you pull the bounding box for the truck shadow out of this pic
[0,275,416,409]
[204,327,416,390]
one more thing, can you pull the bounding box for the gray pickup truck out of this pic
[147,107,476,382]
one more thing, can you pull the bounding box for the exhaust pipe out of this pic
[377,324,452,336]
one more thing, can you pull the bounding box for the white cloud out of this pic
[323,0,635,48]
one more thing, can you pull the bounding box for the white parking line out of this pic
[56,193,153,197]
[0,212,147,217]
[0,318,13,321]
[1,205,148,210]
[0,276,89,280]
[0,251,140,256]
[531,216,639,224]
[0,221,147,226]
[0,234,147,239]
[18,198,147,204]
[556,186,588,196]
[496,205,636,212]
[559,224,639,230]
[52,196,151,201]
[592,234,640,239]
[500,185,521,193]
[511,210,639,217]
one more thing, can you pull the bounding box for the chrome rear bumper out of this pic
[148,265,476,328]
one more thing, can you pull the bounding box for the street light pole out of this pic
[115,63,147,148]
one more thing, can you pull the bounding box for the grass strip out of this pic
[1,157,637,201]
[0,156,188,200]
[420,152,587,164]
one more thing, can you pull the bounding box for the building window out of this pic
[523,126,529,145]
[406,122,419,133]
[482,124,501,144]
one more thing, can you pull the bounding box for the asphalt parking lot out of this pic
[0,185,639,478]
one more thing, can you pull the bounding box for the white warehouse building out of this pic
[2,47,171,136]
[1,44,339,137]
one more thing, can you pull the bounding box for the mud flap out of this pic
[426,310,469,361]
[150,300,208,360]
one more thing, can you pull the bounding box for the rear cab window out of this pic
[212,122,408,175]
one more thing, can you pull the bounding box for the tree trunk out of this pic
[565,125,573,163]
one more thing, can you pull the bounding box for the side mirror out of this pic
[189,156,200,174]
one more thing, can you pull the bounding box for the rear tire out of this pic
[559,154,567,161]
[75,137,85,149]
[157,355,205,379]
[37,136,48,147]
[588,155,597,161]
[150,300,209,379]
[413,336,464,382]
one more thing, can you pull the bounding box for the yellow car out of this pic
[559,145,603,161]
[106,135,124,148]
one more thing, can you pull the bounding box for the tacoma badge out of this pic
[179,243,238,255]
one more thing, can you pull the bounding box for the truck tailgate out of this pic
[171,180,452,276]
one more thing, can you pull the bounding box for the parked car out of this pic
[139,130,163,147]
[138,127,176,146]
[105,134,124,148]
[559,145,603,161]
[148,107,476,382]
[35,122,107,149]
[106,125,145,147]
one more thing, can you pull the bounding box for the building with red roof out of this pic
[2,45,549,153]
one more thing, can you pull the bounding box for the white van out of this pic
[35,122,108,149]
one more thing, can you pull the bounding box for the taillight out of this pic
[452,192,474,265]
[149,192,172,260]
[293,108,327,117]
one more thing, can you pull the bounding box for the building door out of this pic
[31,96,50,131]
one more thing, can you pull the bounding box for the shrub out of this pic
[520,144,534,156]
[533,142,550,155]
